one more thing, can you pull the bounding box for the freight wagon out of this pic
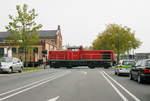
[48,46,114,69]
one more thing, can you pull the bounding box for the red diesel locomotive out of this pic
[48,46,114,69]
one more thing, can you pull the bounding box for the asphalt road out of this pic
[0,67,150,101]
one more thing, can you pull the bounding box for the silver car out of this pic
[115,60,136,76]
[0,57,23,73]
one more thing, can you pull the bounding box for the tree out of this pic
[5,4,42,65]
[83,46,92,50]
[92,24,142,63]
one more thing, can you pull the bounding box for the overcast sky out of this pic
[0,0,149,53]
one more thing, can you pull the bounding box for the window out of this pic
[122,61,136,66]
[33,48,38,53]
[12,48,16,53]
[141,60,146,67]
[18,48,24,53]
[13,58,18,63]
[40,40,44,43]
[0,57,13,62]
[137,60,142,66]
[0,40,4,43]
[0,48,4,55]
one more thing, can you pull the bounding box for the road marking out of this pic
[0,71,71,101]
[100,71,128,101]
[0,71,62,96]
[81,71,87,75]
[103,71,141,101]
[47,96,60,101]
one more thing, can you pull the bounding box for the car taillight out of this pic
[120,65,122,70]
[144,68,150,73]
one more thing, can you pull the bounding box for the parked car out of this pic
[130,59,150,83]
[0,57,23,73]
[115,60,136,76]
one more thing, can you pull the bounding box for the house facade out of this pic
[0,25,62,66]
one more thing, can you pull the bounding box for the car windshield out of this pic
[122,61,136,66]
[0,57,13,62]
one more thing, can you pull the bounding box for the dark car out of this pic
[130,59,150,83]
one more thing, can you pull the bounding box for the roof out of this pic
[136,53,150,56]
[37,30,57,38]
[0,32,11,39]
[0,30,58,39]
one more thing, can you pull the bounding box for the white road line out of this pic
[47,96,60,101]
[81,71,87,75]
[0,71,63,96]
[100,71,128,101]
[0,71,71,101]
[103,71,141,101]
[84,72,87,75]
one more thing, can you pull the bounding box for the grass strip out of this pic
[23,67,43,72]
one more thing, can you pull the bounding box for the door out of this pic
[12,58,18,71]
[131,66,137,78]
[133,60,145,79]
[16,59,21,70]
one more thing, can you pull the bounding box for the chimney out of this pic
[58,25,61,30]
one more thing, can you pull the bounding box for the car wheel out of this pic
[116,70,120,76]
[115,71,117,75]
[66,66,72,69]
[8,68,13,73]
[117,72,120,76]
[137,75,143,84]
[89,66,95,69]
[18,67,23,73]
[129,73,133,80]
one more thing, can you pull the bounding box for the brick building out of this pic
[0,25,62,66]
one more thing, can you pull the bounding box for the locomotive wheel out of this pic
[66,66,72,69]
[88,66,95,69]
